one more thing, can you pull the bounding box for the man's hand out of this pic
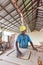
[17,50,23,57]
[30,41,38,52]
[18,50,22,55]
[33,47,38,51]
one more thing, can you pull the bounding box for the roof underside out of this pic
[0,0,43,32]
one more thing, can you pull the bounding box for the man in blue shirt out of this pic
[16,25,38,57]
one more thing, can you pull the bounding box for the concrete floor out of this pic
[0,31,43,65]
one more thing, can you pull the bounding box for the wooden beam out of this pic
[22,0,37,13]
[23,3,37,17]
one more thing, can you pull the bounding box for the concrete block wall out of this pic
[35,17,43,30]
[35,6,43,30]
[28,20,36,31]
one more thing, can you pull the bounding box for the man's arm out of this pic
[16,41,22,56]
[30,41,38,51]
[16,41,19,51]
[30,41,34,49]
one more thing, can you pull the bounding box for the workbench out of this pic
[0,46,43,65]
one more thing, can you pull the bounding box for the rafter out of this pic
[0,15,20,28]
[0,4,21,25]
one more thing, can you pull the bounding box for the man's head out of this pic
[20,25,26,34]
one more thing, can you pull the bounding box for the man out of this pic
[16,25,38,57]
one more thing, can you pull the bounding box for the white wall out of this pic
[2,31,14,42]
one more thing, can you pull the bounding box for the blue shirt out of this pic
[16,34,31,48]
